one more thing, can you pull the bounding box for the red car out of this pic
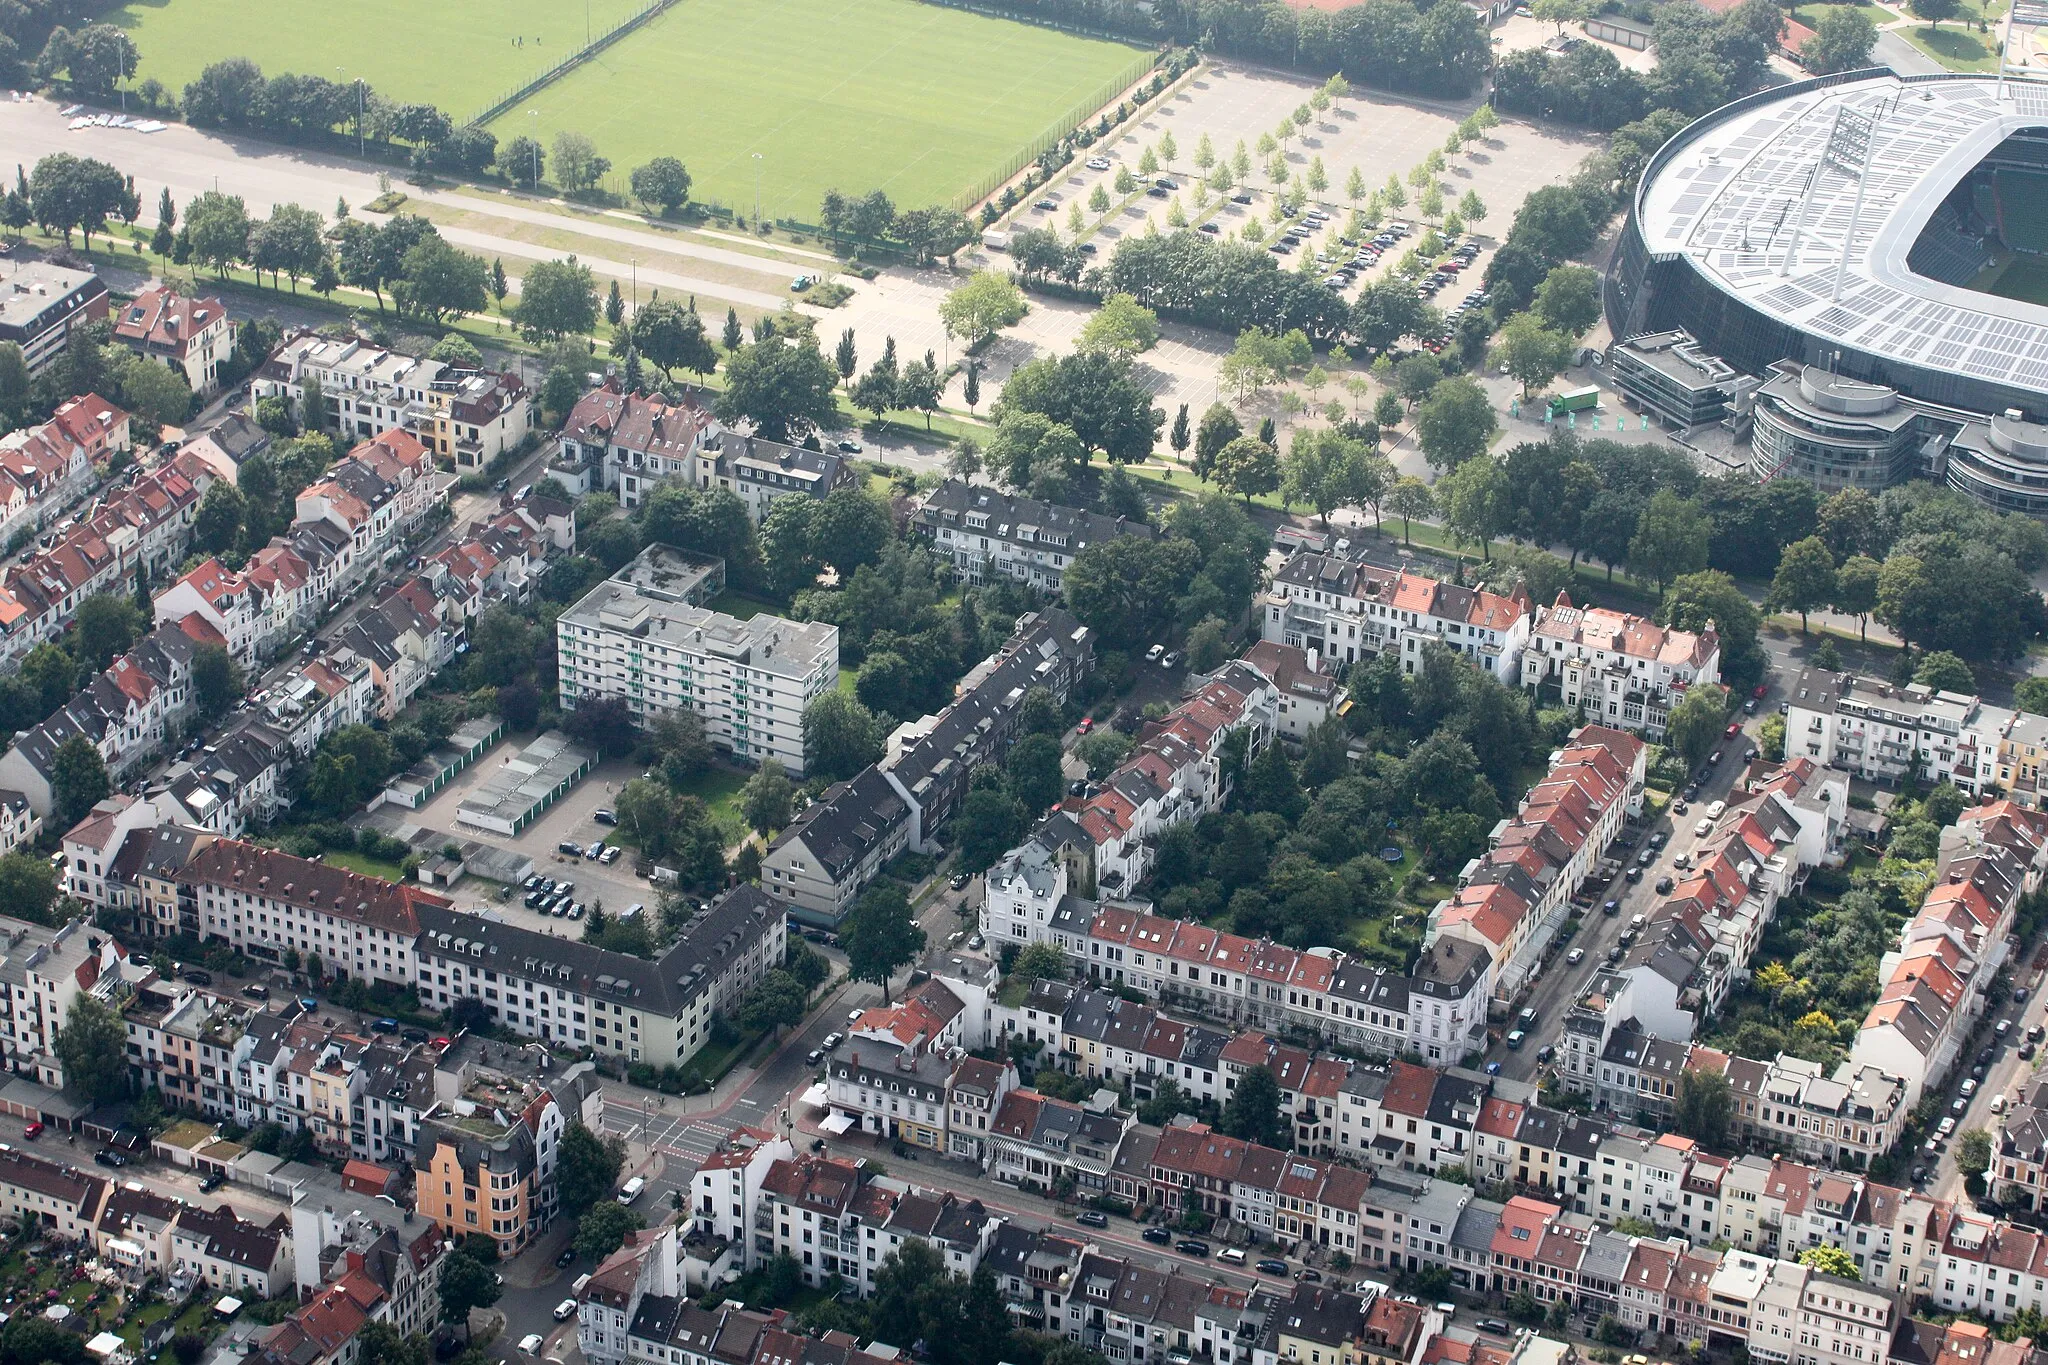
[1077,717,1094,735]
[1753,684,1768,699]
[22,1122,41,1140]
[1724,722,1741,738]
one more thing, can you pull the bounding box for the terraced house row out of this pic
[1262,545,1720,739]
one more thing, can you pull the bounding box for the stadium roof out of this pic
[1637,72,2048,405]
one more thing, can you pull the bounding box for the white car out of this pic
[1146,644,1165,662]
[1567,948,1584,965]
[520,1336,545,1356]
[1705,799,1727,820]
[1087,157,1111,171]
[554,1300,579,1322]
[1695,818,1713,837]
[1939,1115,1958,1136]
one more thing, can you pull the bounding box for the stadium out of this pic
[1606,70,2048,515]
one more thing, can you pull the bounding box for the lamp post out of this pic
[752,152,762,232]
[338,68,363,158]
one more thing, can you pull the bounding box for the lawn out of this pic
[106,0,646,125]
[491,0,1150,217]
[1788,0,1886,28]
[319,848,408,882]
[1898,15,2004,70]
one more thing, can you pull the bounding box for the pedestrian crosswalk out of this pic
[596,1093,745,1171]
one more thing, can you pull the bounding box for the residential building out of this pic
[411,885,784,1068]
[179,839,449,987]
[0,261,109,373]
[1263,547,1532,680]
[1520,593,1722,738]
[1782,668,2004,795]
[112,286,235,395]
[912,480,1153,592]
[557,545,840,776]
[1242,640,1344,741]
[255,332,531,464]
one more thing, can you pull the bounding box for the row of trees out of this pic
[817,189,975,263]
[177,58,497,169]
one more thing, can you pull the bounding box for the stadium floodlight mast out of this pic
[1779,99,1884,303]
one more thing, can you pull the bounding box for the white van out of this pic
[618,1176,647,1204]
[1217,1248,1247,1265]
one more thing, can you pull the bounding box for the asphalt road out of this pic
[1482,695,1764,1085]
[1927,956,2048,1204]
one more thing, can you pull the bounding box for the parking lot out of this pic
[398,748,663,929]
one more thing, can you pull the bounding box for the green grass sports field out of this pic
[1983,254,2048,306]
[106,0,646,124]
[491,0,1148,218]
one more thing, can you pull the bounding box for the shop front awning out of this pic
[800,1082,828,1109]
[820,1111,857,1135]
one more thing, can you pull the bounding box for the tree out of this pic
[1007,733,1065,814]
[1439,456,1511,559]
[802,691,884,782]
[75,593,142,675]
[191,643,243,723]
[938,271,1028,348]
[631,298,717,380]
[1665,685,1726,768]
[1193,404,1241,480]
[116,355,195,428]
[183,190,251,276]
[1078,293,1161,356]
[438,1247,501,1330]
[54,991,126,1103]
[574,1201,644,1262]
[843,884,925,1004]
[1387,477,1436,545]
[512,257,599,341]
[1916,650,1976,694]
[1534,0,1584,34]
[249,202,327,292]
[1220,1063,1289,1149]
[715,337,840,443]
[1957,1127,1994,1181]
[556,1121,625,1217]
[1629,490,1712,593]
[1415,376,1497,469]
[0,855,58,926]
[395,238,488,324]
[735,970,809,1036]
[740,760,795,835]
[1911,0,1958,27]
[630,157,692,215]
[1770,537,1837,633]
[1211,436,1279,505]
[956,785,1029,875]
[1797,1246,1863,1281]
[551,131,610,193]
[1803,6,1878,74]
[1074,729,1134,779]
[1492,314,1574,399]
[1674,1069,1732,1149]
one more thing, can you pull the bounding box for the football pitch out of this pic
[489,0,1150,219]
[106,0,646,125]
[1980,255,2048,306]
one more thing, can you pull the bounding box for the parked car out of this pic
[1567,948,1584,965]
[1087,157,1112,170]
[1478,1321,1511,1337]
[806,1048,824,1065]
[94,1150,126,1168]
[556,1248,578,1268]
[949,873,970,891]
[1143,1226,1173,1244]
[593,809,617,825]
[1075,1210,1109,1228]
[21,1123,40,1141]
[199,1171,225,1193]
[554,1301,578,1323]
[1175,1240,1211,1257]
[1506,1029,1526,1049]
[837,439,863,454]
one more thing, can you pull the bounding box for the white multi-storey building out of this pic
[557,546,838,776]
[1520,592,1722,737]
[1782,667,2004,794]
[1263,548,1533,679]
[911,480,1153,593]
